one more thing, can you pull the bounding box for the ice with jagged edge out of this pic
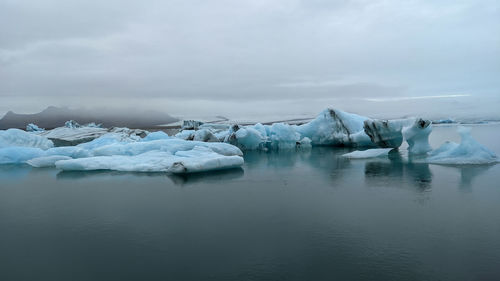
[0,126,244,173]
[342,126,497,165]
[1,108,498,172]
[427,127,497,165]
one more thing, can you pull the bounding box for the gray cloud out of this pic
[0,0,499,117]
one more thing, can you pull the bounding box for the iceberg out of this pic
[363,119,405,148]
[343,148,394,159]
[26,123,45,132]
[296,108,373,147]
[427,127,497,165]
[403,119,433,154]
[0,128,54,149]
[91,138,243,157]
[56,146,243,173]
[193,129,219,142]
[39,125,148,146]
[0,123,244,173]
[141,131,170,142]
[173,108,434,151]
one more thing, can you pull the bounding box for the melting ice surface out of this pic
[427,127,497,164]
[0,108,497,173]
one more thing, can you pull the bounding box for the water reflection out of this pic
[0,164,33,181]
[56,167,244,186]
[364,150,433,192]
[168,168,244,186]
[56,170,169,180]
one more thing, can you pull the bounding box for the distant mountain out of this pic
[0,106,178,129]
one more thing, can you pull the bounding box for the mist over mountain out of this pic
[0,106,177,129]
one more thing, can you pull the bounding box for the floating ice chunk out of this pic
[40,126,109,146]
[0,129,54,149]
[231,127,265,150]
[0,147,45,164]
[403,119,433,154]
[40,126,147,146]
[27,155,72,167]
[64,120,81,128]
[141,131,170,141]
[268,123,301,150]
[427,127,497,165]
[92,139,243,157]
[296,108,373,146]
[26,123,45,132]
[182,120,204,130]
[75,134,124,150]
[169,147,244,173]
[175,130,195,140]
[224,123,303,150]
[56,147,243,173]
[193,129,219,142]
[107,127,148,140]
[343,148,393,159]
[363,119,408,148]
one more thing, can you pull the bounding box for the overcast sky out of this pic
[1,0,499,119]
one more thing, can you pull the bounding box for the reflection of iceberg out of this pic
[168,168,244,186]
[364,158,433,191]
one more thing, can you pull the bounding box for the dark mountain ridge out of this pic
[0,106,178,129]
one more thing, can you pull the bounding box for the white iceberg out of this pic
[26,123,45,132]
[403,119,433,154]
[91,139,243,157]
[427,127,497,165]
[141,131,170,141]
[55,146,243,173]
[0,129,54,149]
[39,126,109,146]
[343,148,394,159]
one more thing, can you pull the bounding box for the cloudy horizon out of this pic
[1,0,499,119]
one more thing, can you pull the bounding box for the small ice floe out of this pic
[427,127,497,165]
[342,148,394,159]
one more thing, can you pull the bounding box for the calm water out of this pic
[1,124,500,281]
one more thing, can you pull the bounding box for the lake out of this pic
[1,124,499,281]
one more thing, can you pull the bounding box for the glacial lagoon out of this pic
[1,124,499,281]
